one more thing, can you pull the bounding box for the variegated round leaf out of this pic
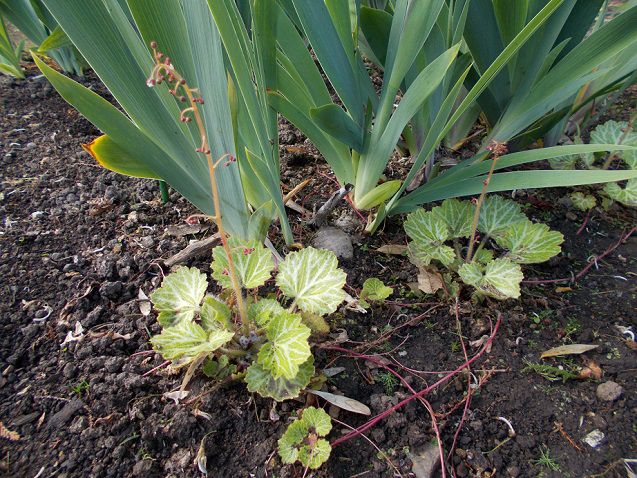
[459,258,523,300]
[150,320,234,362]
[245,356,314,401]
[477,196,526,237]
[150,267,208,326]
[431,198,474,238]
[495,221,564,264]
[258,311,311,379]
[212,238,274,289]
[276,247,346,315]
[404,208,450,245]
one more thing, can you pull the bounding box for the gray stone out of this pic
[410,443,440,478]
[596,381,623,402]
[311,226,353,259]
[583,429,606,448]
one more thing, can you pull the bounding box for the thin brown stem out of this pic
[148,42,248,327]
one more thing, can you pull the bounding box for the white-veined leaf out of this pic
[604,179,637,206]
[431,198,475,238]
[150,320,234,362]
[477,196,526,237]
[459,258,524,300]
[245,356,314,401]
[276,247,346,315]
[150,267,207,327]
[409,242,456,267]
[474,248,495,265]
[257,311,311,380]
[591,120,637,146]
[570,192,597,211]
[404,208,450,245]
[200,296,232,331]
[212,237,274,289]
[278,420,307,464]
[248,298,286,327]
[496,220,564,264]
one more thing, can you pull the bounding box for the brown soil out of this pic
[1,69,635,478]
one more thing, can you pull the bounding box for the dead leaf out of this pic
[60,321,85,346]
[579,358,602,380]
[0,421,20,441]
[541,344,599,359]
[192,409,212,421]
[307,390,371,415]
[322,367,346,377]
[469,335,492,353]
[417,267,444,294]
[376,244,408,255]
[555,286,572,293]
[138,289,151,316]
[36,412,46,431]
[195,435,208,475]
[163,390,189,405]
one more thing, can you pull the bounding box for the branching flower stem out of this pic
[465,141,508,263]
[147,42,248,328]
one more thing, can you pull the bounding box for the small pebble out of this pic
[582,429,606,448]
[596,381,623,402]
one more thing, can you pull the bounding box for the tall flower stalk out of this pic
[147,41,248,326]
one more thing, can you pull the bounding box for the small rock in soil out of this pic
[312,226,353,259]
[100,281,123,300]
[410,443,440,478]
[132,459,155,476]
[582,429,606,448]
[596,381,623,402]
[46,399,84,430]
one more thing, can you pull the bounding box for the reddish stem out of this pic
[330,314,502,447]
[576,209,592,235]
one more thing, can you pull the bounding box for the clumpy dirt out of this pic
[1,68,636,478]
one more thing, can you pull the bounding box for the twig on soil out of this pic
[142,360,170,377]
[330,314,502,448]
[162,233,220,268]
[309,184,352,227]
[523,226,636,285]
[551,421,583,452]
[446,300,474,469]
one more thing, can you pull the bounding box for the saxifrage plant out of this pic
[278,407,333,470]
[150,241,346,401]
[551,119,637,208]
[405,195,564,300]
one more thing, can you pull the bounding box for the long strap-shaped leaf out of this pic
[392,144,637,213]
[40,0,250,238]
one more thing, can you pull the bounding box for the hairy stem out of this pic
[466,141,507,263]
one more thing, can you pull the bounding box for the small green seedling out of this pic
[376,371,399,394]
[532,446,560,471]
[359,278,393,308]
[405,197,564,300]
[70,380,89,397]
[149,243,346,401]
[278,407,332,469]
